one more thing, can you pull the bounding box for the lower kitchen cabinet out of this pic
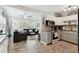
[61,31,78,44]
[41,31,52,45]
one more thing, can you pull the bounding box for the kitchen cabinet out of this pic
[45,14,77,25]
[62,19,78,32]
[55,14,77,25]
[41,31,52,45]
[61,31,78,44]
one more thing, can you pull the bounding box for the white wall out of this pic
[0,14,6,31]
[4,6,43,32]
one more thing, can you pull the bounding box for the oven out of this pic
[52,30,60,43]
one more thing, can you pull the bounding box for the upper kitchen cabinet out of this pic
[45,16,64,25]
[44,14,77,25]
[55,14,78,25]
[54,18,63,25]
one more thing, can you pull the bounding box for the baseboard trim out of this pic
[61,39,78,46]
[41,41,47,45]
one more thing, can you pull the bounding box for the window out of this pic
[0,14,6,34]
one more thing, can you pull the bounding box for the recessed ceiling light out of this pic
[24,16,27,19]
[73,6,77,9]
[64,9,66,12]
[68,7,71,11]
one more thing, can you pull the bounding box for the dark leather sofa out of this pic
[13,29,39,43]
[13,30,27,43]
[23,29,38,35]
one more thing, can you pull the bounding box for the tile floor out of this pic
[9,39,78,53]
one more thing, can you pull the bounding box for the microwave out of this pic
[45,20,55,26]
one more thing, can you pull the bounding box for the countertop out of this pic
[61,31,78,35]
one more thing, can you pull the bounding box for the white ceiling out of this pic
[23,5,66,13]
[6,5,79,16]
[24,5,79,16]
[7,5,67,15]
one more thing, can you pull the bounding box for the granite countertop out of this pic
[0,35,6,44]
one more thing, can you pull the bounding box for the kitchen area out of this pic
[41,6,78,46]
